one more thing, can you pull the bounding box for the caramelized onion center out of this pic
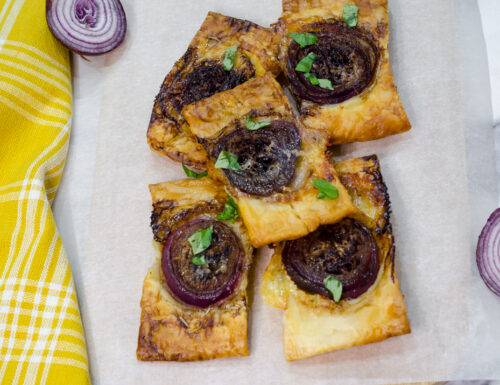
[213,120,301,196]
[282,218,379,300]
[287,21,378,105]
[162,219,244,307]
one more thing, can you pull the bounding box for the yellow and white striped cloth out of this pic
[0,0,90,384]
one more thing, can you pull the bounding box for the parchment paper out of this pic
[79,0,500,383]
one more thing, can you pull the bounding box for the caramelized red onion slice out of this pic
[46,0,127,55]
[162,219,244,308]
[287,21,378,105]
[476,208,500,297]
[213,120,301,196]
[162,54,254,114]
[171,62,253,113]
[282,218,379,300]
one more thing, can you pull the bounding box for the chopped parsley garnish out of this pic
[182,162,207,179]
[214,151,241,171]
[318,78,334,90]
[304,72,334,90]
[313,178,339,200]
[245,115,271,131]
[295,53,317,72]
[191,255,206,266]
[217,195,239,222]
[288,32,318,48]
[343,4,359,27]
[188,225,213,255]
[223,45,238,71]
[324,276,343,302]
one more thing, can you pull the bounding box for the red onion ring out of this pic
[282,219,380,300]
[46,0,127,55]
[286,21,378,105]
[476,208,500,297]
[162,219,244,308]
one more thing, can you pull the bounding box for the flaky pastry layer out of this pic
[147,11,281,169]
[137,178,253,361]
[276,0,411,144]
[260,155,410,360]
[182,74,357,247]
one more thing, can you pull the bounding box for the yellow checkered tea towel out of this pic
[0,0,90,384]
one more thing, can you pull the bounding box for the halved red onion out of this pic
[46,0,127,55]
[476,208,500,297]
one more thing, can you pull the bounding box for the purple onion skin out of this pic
[476,208,500,297]
[46,0,127,56]
[162,219,244,308]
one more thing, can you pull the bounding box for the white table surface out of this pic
[52,1,500,383]
[478,0,500,201]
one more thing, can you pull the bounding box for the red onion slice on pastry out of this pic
[162,55,255,114]
[213,120,301,196]
[286,21,379,105]
[162,219,244,308]
[282,218,380,300]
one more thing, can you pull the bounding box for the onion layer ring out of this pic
[282,218,379,300]
[287,21,378,105]
[476,208,500,297]
[162,219,244,307]
[213,120,301,196]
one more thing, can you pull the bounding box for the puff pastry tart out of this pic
[137,178,254,361]
[261,154,410,360]
[275,0,411,144]
[147,11,281,169]
[182,73,357,248]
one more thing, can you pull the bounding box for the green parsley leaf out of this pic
[304,72,319,85]
[223,45,238,71]
[245,115,271,131]
[324,276,343,302]
[342,4,359,27]
[188,225,213,255]
[214,151,241,171]
[288,32,318,48]
[318,78,334,90]
[313,178,339,200]
[182,162,207,179]
[295,53,317,72]
[217,195,239,222]
[191,255,206,266]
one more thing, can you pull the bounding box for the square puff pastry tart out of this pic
[147,11,281,169]
[137,178,253,361]
[182,73,357,248]
[260,155,410,360]
[275,0,411,144]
